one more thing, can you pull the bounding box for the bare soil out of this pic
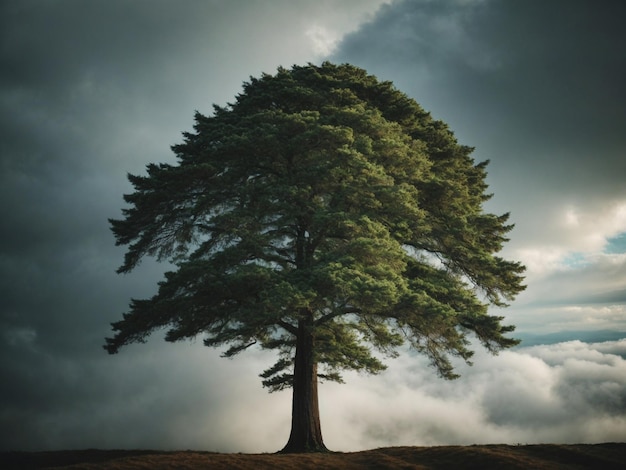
[2,443,624,469]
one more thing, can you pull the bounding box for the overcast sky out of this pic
[1,0,625,453]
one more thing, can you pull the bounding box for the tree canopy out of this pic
[106,62,525,452]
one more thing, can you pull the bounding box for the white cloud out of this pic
[505,201,626,333]
[8,339,625,452]
[514,200,626,279]
[306,24,341,57]
[301,0,392,58]
[317,339,626,449]
[569,201,626,253]
[509,250,626,320]
[505,303,626,337]
[514,247,567,278]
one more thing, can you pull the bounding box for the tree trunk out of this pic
[280,317,328,453]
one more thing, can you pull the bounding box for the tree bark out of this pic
[280,316,328,453]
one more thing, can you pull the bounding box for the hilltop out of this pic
[2,443,625,469]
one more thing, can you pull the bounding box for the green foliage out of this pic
[106,62,525,385]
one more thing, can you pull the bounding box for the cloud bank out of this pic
[2,338,625,452]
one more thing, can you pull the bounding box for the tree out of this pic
[105,62,525,453]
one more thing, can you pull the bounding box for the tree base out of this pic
[278,442,330,454]
[278,447,331,454]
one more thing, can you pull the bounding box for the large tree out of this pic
[105,62,525,453]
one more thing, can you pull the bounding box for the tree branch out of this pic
[314,305,360,326]
[277,319,298,335]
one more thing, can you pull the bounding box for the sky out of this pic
[1,0,625,453]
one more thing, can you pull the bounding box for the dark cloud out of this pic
[0,0,392,452]
[332,0,626,201]
[0,2,210,451]
[331,0,626,339]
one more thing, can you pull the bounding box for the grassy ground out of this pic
[2,443,625,469]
